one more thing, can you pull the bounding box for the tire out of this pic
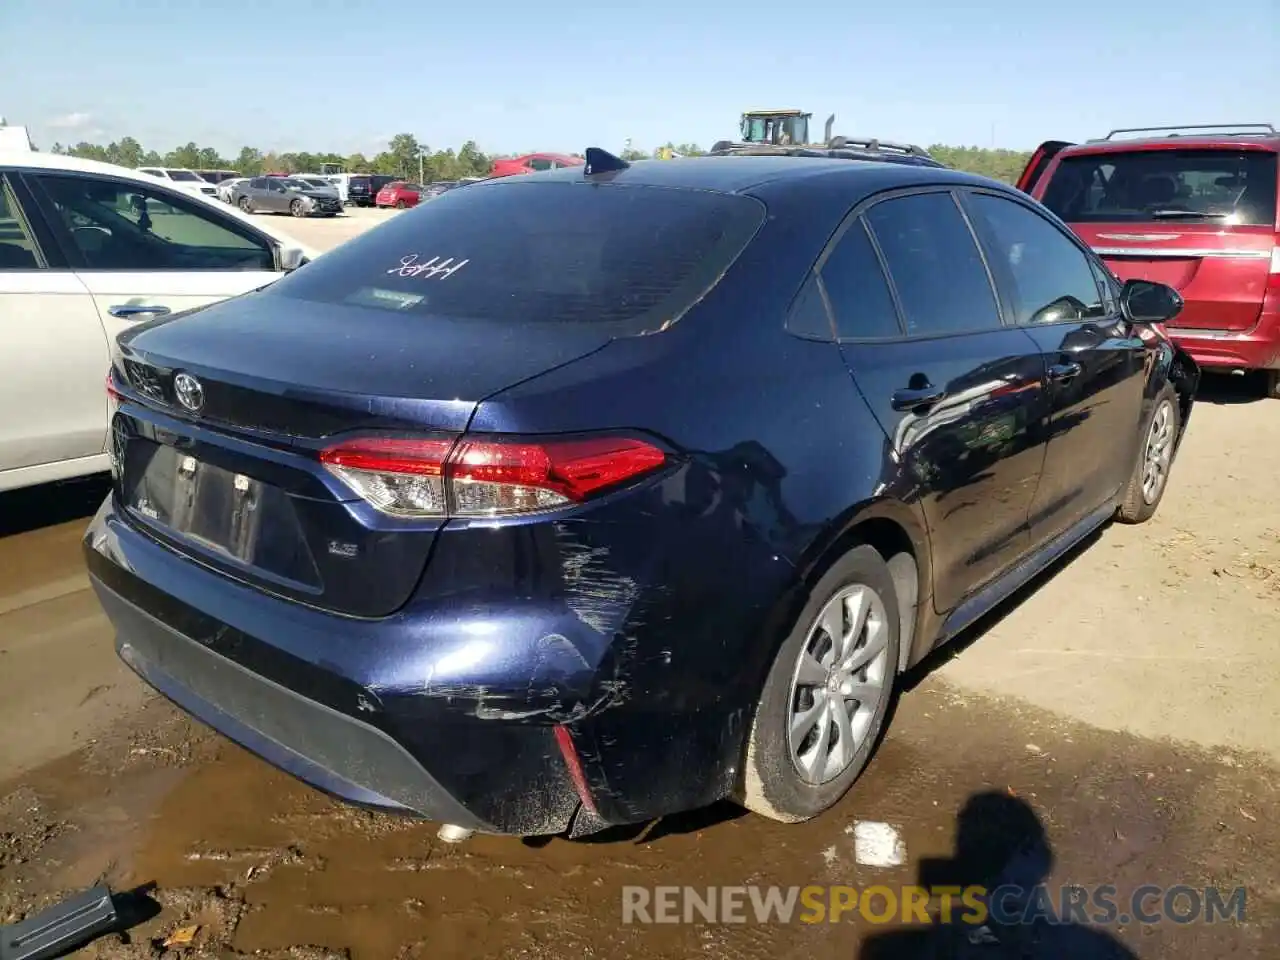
[1265,370,1280,400]
[238,196,252,214]
[1116,383,1180,524]
[395,199,407,209]
[290,199,306,218]
[737,544,901,823]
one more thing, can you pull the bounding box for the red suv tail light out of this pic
[319,435,667,518]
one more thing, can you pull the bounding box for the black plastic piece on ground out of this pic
[0,885,118,960]
[583,147,630,176]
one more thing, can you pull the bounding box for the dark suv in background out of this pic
[1019,124,1280,398]
[347,174,398,208]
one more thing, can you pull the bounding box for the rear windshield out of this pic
[166,170,201,182]
[269,180,765,331]
[1041,149,1278,225]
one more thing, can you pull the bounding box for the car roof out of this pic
[517,154,994,196]
[0,149,177,182]
[1061,134,1280,156]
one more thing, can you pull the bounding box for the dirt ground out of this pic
[1,212,1277,958]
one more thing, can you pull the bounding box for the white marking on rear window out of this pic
[387,254,469,280]
[345,287,425,310]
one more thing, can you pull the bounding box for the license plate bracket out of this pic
[130,451,263,563]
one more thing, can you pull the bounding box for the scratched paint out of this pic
[556,534,639,635]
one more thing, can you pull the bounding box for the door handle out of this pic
[108,304,171,319]
[1047,361,1082,383]
[891,384,946,412]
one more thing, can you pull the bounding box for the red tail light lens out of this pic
[106,369,122,403]
[320,435,666,518]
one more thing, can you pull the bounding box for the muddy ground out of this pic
[1,213,1277,958]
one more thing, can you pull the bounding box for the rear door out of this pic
[962,189,1147,544]
[24,171,283,341]
[1034,146,1278,333]
[1016,141,1074,193]
[0,171,110,486]
[826,189,1049,613]
[263,178,291,212]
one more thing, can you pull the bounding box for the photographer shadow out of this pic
[858,790,1140,960]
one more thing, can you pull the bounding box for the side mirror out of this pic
[277,246,307,272]
[1120,279,1183,324]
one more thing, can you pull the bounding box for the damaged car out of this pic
[86,149,1198,839]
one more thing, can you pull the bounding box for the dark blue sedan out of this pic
[87,150,1198,838]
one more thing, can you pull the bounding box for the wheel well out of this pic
[1169,351,1197,434]
[809,517,921,674]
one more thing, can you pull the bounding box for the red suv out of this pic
[1019,124,1280,397]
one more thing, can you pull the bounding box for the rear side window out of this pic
[271,181,765,332]
[785,276,834,339]
[864,192,1001,337]
[1040,149,1279,225]
[819,219,901,339]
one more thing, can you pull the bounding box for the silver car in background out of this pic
[232,176,342,217]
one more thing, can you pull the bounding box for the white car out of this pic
[215,176,249,203]
[136,166,220,200]
[0,148,318,493]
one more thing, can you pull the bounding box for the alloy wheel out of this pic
[1142,400,1175,504]
[787,583,891,785]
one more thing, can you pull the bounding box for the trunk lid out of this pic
[111,291,614,617]
[1071,222,1274,331]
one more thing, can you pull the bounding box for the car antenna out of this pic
[583,147,630,176]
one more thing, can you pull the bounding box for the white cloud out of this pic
[48,111,92,130]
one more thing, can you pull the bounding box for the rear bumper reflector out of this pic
[554,725,598,815]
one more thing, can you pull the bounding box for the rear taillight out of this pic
[320,435,666,518]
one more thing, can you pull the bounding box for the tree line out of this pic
[46,133,1034,184]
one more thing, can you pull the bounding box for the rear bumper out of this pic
[94,579,488,824]
[84,497,586,835]
[1169,317,1280,371]
[83,492,770,834]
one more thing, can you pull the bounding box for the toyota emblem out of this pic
[173,372,205,413]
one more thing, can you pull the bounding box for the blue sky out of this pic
[1,0,1276,158]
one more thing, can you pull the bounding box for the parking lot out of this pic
[1,210,1277,958]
